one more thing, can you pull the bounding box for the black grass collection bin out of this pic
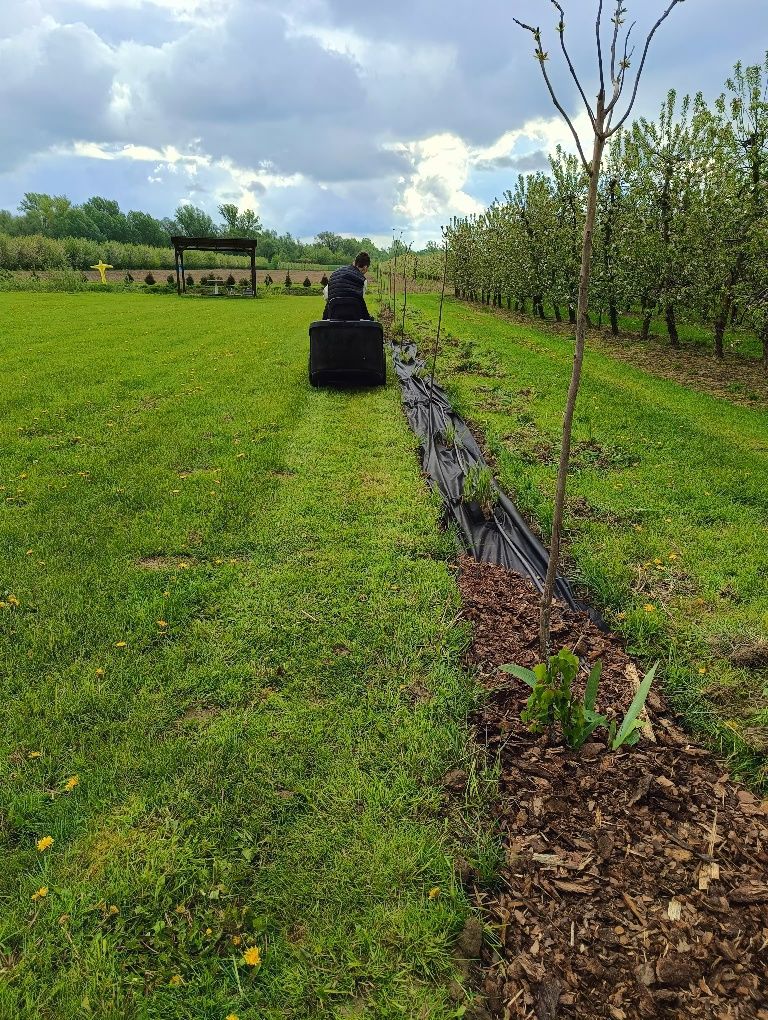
[308,320,386,388]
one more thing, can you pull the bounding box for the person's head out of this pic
[354,251,370,275]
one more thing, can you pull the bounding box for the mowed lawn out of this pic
[0,293,478,1019]
[409,295,768,784]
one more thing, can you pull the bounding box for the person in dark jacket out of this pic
[322,252,374,320]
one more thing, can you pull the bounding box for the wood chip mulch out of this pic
[458,557,768,1020]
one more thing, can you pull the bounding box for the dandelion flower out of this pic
[108,905,119,915]
[32,886,48,901]
[28,751,43,759]
[168,974,183,987]
[115,641,127,648]
[7,595,19,606]
[231,935,242,945]
[428,887,441,900]
[643,604,656,613]
[226,1015,240,1020]
[36,836,54,852]
[242,946,262,967]
[157,620,168,628]
[668,553,678,560]
[63,776,79,792]
[698,667,707,675]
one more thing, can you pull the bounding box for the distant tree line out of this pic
[441,56,768,366]
[0,195,387,270]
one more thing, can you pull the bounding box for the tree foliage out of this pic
[445,54,768,367]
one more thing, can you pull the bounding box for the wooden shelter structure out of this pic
[171,236,257,296]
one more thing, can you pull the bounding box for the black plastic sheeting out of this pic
[392,339,580,611]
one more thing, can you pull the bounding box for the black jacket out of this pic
[323,264,373,320]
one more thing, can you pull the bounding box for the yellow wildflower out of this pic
[226,1015,240,1020]
[95,668,105,677]
[108,905,119,915]
[156,620,168,628]
[115,641,127,648]
[231,935,242,945]
[616,612,626,620]
[205,927,213,936]
[428,887,441,900]
[242,946,262,967]
[7,595,19,606]
[36,836,54,852]
[668,553,678,560]
[653,558,662,565]
[26,549,33,555]
[63,776,79,792]
[32,886,48,901]
[28,751,43,759]
[698,667,707,675]
[643,604,656,613]
[168,975,183,987]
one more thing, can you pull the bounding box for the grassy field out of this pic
[0,292,483,1019]
[407,295,768,786]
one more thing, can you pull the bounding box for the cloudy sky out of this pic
[1,0,766,246]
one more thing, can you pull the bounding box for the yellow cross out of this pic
[90,261,114,284]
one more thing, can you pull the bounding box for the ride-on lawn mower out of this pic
[308,318,386,388]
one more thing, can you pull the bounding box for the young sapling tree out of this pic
[514,0,687,656]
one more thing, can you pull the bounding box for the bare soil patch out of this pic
[136,555,195,571]
[459,557,768,1020]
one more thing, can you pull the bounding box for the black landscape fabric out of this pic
[392,340,579,610]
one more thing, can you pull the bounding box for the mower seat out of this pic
[308,319,386,388]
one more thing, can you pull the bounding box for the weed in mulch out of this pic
[459,557,768,1020]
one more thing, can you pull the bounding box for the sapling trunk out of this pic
[539,112,606,658]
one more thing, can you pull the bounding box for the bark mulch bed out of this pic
[458,558,768,1020]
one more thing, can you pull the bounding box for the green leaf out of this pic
[584,662,602,713]
[612,662,658,750]
[500,663,538,687]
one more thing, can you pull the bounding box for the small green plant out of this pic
[609,662,658,749]
[442,421,463,449]
[502,649,606,749]
[502,650,658,752]
[461,463,497,517]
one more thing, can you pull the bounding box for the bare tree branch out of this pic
[513,18,591,170]
[606,21,636,119]
[609,0,687,136]
[550,0,598,130]
[596,0,606,97]
[609,1,626,84]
